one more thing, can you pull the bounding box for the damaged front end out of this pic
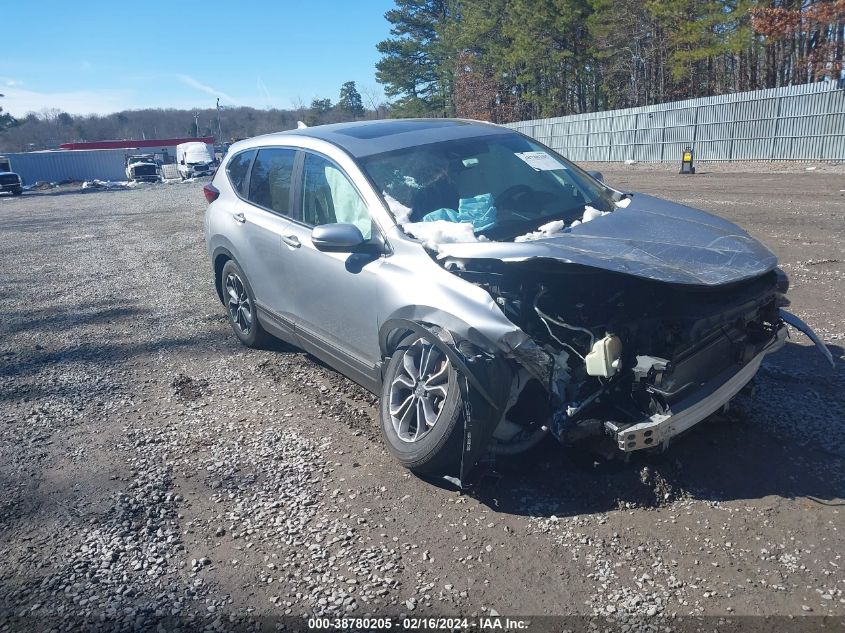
[401,193,833,466]
[443,257,819,460]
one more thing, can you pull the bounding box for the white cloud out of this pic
[177,75,237,105]
[1,86,132,116]
[4,78,22,87]
[257,74,272,107]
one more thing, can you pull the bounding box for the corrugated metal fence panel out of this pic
[505,80,845,162]
[4,149,127,185]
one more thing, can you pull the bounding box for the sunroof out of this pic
[334,120,466,140]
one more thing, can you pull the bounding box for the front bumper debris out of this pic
[780,308,834,367]
[607,324,788,452]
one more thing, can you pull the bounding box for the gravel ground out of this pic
[0,167,843,632]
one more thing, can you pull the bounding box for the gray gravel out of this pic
[0,170,843,631]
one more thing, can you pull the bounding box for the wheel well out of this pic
[382,327,413,360]
[213,253,231,304]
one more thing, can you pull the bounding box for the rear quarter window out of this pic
[226,150,254,197]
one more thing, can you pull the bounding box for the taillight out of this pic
[203,182,220,203]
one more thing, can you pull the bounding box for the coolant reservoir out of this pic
[585,334,622,377]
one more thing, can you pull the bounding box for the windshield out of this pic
[360,132,616,239]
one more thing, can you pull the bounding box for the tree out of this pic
[338,81,365,118]
[588,0,664,108]
[751,0,845,84]
[0,94,17,131]
[375,0,453,117]
[306,97,334,126]
[452,51,515,122]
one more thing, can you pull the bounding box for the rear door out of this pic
[230,147,300,338]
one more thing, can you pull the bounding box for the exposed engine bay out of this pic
[444,257,789,454]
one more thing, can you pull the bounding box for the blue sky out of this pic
[1,1,395,117]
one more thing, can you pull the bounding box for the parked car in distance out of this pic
[203,119,832,479]
[177,142,215,180]
[125,154,161,182]
[0,156,23,196]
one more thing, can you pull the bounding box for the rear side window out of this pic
[226,150,254,196]
[248,148,296,216]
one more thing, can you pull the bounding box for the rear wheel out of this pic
[220,259,270,348]
[380,334,466,475]
[11,187,22,196]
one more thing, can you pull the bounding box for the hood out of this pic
[436,193,778,286]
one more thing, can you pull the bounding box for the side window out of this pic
[301,153,372,239]
[226,150,253,196]
[247,148,296,215]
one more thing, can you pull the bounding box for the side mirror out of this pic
[311,223,366,252]
[587,170,604,183]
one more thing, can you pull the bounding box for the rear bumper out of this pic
[608,323,787,451]
[0,183,21,191]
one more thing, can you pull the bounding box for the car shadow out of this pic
[461,340,845,518]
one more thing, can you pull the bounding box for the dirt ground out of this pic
[0,166,843,632]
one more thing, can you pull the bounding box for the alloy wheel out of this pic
[225,272,253,335]
[388,339,450,442]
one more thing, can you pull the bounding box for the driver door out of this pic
[282,151,385,391]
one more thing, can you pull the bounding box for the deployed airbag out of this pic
[421,193,497,231]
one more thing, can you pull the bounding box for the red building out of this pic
[59,137,215,151]
[59,137,216,164]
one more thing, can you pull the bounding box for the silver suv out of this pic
[204,119,830,479]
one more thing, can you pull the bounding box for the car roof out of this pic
[253,118,513,159]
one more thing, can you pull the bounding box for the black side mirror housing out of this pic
[587,170,604,183]
[311,223,366,252]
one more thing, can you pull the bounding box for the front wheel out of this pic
[380,334,467,475]
[220,260,269,348]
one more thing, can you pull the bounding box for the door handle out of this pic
[281,234,301,248]
[232,212,246,223]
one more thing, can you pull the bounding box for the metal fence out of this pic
[505,80,845,162]
[3,149,127,185]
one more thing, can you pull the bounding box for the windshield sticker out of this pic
[514,151,566,171]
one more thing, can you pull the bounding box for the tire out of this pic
[220,259,270,348]
[11,187,22,196]
[380,333,467,475]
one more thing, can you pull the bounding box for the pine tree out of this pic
[375,0,453,116]
[338,82,365,118]
[0,94,17,131]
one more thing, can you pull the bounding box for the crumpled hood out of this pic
[436,193,778,286]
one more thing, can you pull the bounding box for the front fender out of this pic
[379,317,510,412]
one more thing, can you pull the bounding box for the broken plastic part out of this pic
[779,308,834,367]
[632,355,670,381]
